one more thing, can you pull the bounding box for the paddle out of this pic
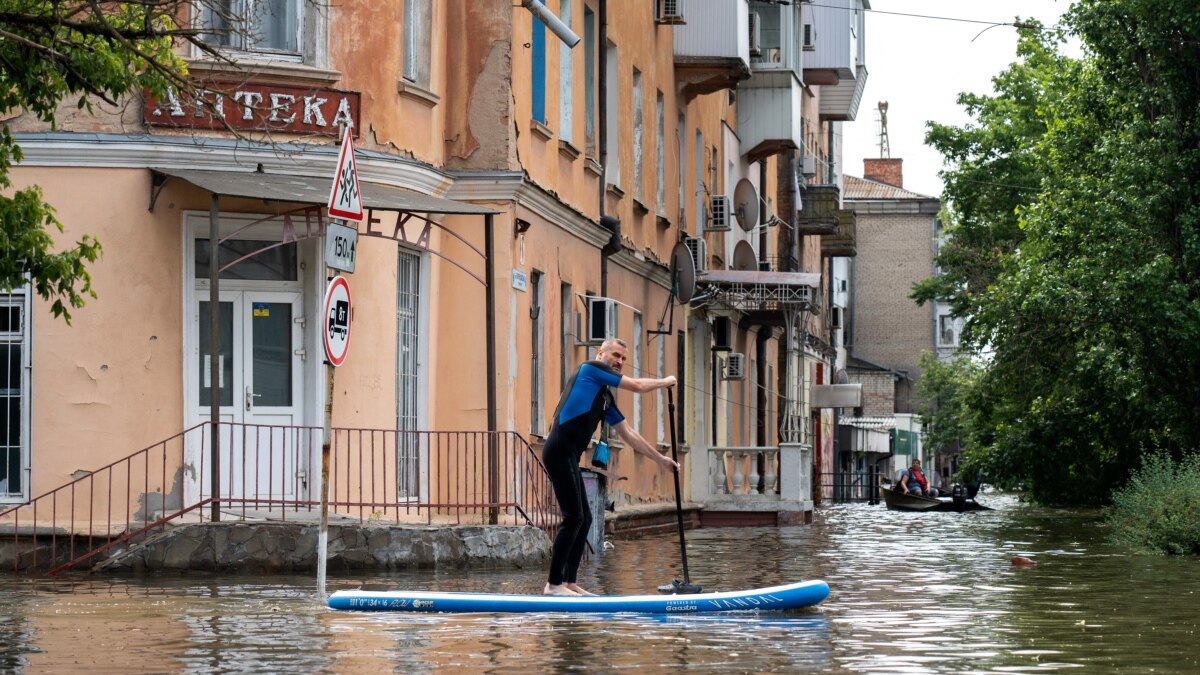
[658,387,702,595]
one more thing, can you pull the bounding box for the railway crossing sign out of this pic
[327,127,363,222]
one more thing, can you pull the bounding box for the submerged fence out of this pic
[0,422,558,574]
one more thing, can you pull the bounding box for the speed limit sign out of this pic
[323,275,352,366]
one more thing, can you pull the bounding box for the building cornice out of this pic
[12,132,456,197]
[450,171,672,291]
[15,132,672,291]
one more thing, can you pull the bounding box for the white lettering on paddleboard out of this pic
[704,593,786,610]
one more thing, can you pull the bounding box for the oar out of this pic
[658,387,702,595]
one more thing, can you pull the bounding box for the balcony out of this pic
[796,184,841,235]
[817,64,868,121]
[688,443,814,525]
[673,0,752,100]
[748,0,803,78]
[821,209,858,257]
[735,70,803,162]
[802,0,870,121]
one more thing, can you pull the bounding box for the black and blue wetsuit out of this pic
[543,360,624,586]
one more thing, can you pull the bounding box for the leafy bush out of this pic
[1106,453,1200,555]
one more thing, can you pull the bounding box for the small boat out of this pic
[880,483,990,512]
[327,579,830,614]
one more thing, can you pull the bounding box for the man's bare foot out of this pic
[544,583,579,596]
[565,583,596,596]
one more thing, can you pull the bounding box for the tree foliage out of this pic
[0,0,207,321]
[919,1,1200,505]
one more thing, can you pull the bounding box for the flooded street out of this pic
[1,494,1197,673]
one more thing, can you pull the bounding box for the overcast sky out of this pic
[841,0,1077,197]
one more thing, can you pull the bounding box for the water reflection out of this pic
[0,495,1197,672]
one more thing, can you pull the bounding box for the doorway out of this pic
[185,220,314,504]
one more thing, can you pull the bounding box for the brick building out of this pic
[829,158,943,494]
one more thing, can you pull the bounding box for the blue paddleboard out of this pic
[327,579,829,614]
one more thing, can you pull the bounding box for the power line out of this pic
[805,2,1053,32]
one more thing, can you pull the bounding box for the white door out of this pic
[196,290,305,501]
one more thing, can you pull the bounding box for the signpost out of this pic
[318,127,360,599]
[325,221,358,274]
[322,275,353,367]
[327,127,364,222]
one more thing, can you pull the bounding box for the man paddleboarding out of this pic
[543,338,678,596]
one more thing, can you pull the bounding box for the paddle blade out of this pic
[657,578,703,595]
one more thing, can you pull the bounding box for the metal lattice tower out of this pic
[877,101,891,159]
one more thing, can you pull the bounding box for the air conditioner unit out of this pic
[657,0,684,24]
[748,12,761,57]
[801,153,817,177]
[723,353,746,381]
[830,307,843,329]
[684,236,707,273]
[573,311,588,346]
[706,195,730,232]
[802,23,815,50]
[587,297,618,343]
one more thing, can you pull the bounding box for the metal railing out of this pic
[816,469,881,503]
[0,422,558,575]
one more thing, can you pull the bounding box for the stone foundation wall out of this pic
[87,523,549,574]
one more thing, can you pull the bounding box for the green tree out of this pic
[914,352,982,462]
[0,1,214,321]
[922,2,1200,505]
[914,25,1078,325]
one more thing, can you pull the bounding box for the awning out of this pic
[840,416,895,431]
[152,167,496,215]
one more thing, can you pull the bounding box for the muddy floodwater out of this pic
[1,494,1197,673]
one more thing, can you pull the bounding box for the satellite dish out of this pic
[670,241,697,304]
[733,178,759,232]
[732,240,758,271]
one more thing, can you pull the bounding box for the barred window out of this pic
[0,292,29,500]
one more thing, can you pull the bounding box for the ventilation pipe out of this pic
[521,0,580,47]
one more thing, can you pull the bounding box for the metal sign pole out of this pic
[318,123,360,598]
[317,310,335,597]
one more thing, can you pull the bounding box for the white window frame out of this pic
[656,330,666,444]
[605,40,620,186]
[403,0,433,87]
[559,0,575,143]
[632,312,643,433]
[632,68,644,201]
[530,270,546,437]
[197,0,307,62]
[656,91,666,216]
[0,290,31,503]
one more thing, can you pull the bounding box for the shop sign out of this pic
[144,81,360,137]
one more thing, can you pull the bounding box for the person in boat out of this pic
[899,458,939,498]
[542,338,678,597]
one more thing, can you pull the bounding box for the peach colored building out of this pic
[3,0,869,542]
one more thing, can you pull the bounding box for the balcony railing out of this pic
[690,443,813,513]
[821,209,858,257]
[797,184,841,235]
